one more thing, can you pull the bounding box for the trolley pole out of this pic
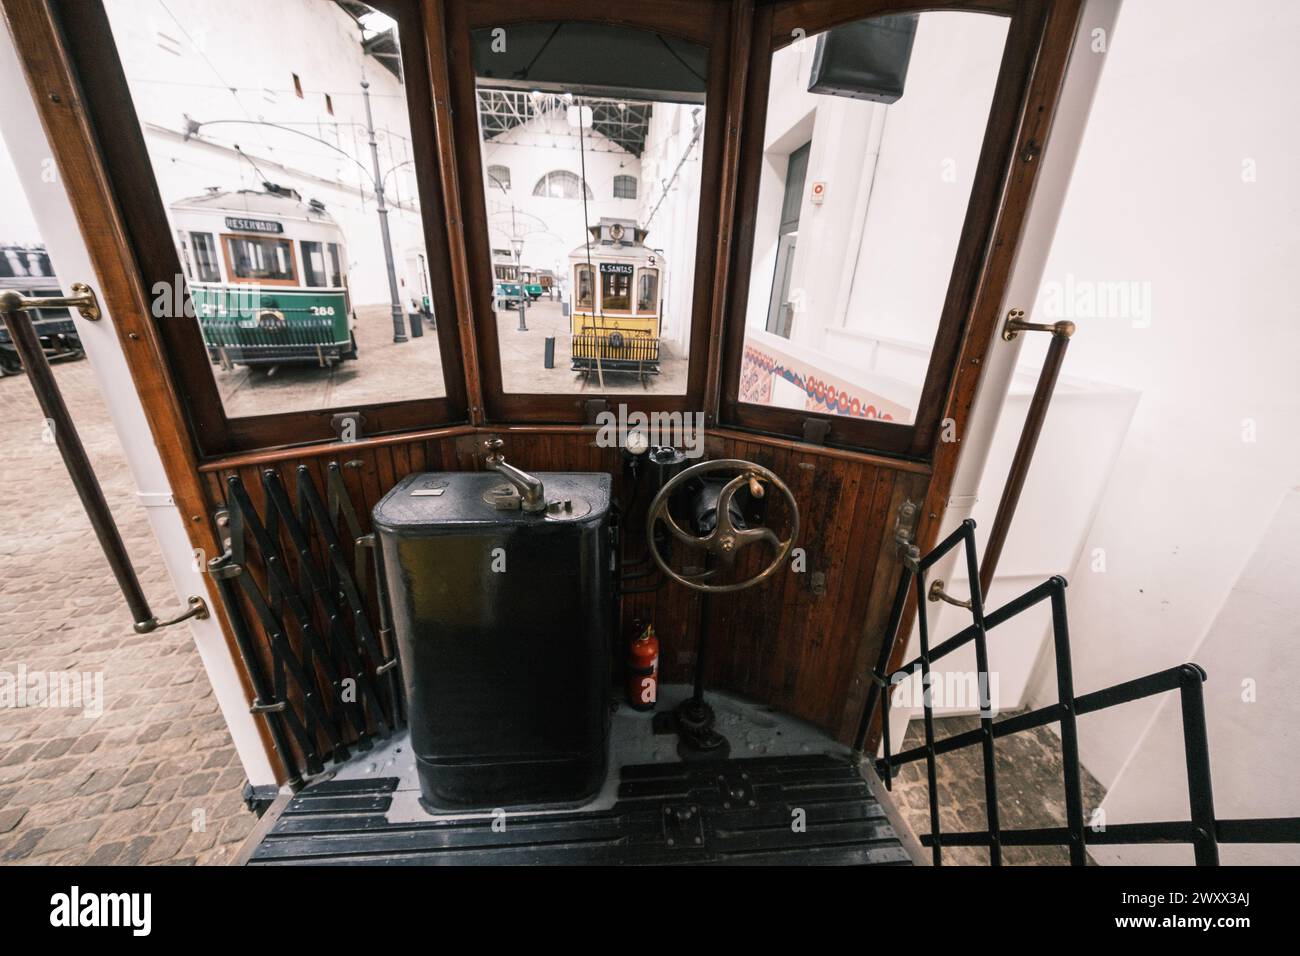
[362,79,407,344]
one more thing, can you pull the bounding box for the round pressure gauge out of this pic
[625,430,650,457]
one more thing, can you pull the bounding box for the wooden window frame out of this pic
[443,0,734,421]
[49,0,470,458]
[719,0,1056,461]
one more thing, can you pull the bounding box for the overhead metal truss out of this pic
[477,88,653,156]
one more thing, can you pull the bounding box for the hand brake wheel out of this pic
[643,458,801,757]
[645,458,800,595]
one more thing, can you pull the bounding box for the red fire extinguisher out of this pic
[627,623,659,711]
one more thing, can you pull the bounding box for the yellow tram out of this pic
[568,217,663,377]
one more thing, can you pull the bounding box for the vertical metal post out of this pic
[915,570,943,866]
[1049,577,1087,865]
[962,522,1001,865]
[1178,665,1220,866]
[0,299,175,632]
[362,79,407,344]
[855,566,913,753]
[208,554,303,788]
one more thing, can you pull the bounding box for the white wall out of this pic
[741,12,1008,422]
[478,106,640,281]
[101,0,427,304]
[1017,0,1300,856]
[1091,490,1300,865]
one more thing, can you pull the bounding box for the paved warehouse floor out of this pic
[0,356,252,866]
[890,712,1108,866]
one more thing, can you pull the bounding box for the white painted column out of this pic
[0,22,277,787]
[888,0,1125,754]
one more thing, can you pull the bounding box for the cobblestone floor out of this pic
[0,357,253,865]
[891,712,1108,866]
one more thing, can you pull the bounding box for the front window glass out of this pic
[224,235,296,283]
[637,268,659,313]
[473,21,707,394]
[601,264,632,312]
[101,0,447,419]
[734,12,1008,425]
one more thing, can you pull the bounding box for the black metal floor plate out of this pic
[247,754,912,865]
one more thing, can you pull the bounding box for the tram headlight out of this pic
[257,309,285,329]
[608,331,625,350]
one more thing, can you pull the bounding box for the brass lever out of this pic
[928,579,972,610]
[0,282,101,321]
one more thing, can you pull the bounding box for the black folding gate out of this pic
[208,463,402,786]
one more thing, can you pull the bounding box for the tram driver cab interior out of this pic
[374,435,800,812]
[18,0,1285,869]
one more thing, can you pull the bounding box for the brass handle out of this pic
[928,579,972,610]
[1001,308,1074,342]
[133,595,210,634]
[0,282,101,321]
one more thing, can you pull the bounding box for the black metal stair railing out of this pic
[854,518,1300,866]
[207,463,403,786]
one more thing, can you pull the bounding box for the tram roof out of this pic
[169,187,338,227]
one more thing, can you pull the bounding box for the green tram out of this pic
[170,186,357,368]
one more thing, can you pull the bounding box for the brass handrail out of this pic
[1,285,208,633]
[979,310,1075,595]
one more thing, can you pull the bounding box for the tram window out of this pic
[575,264,594,310]
[733,11,1009,428]
[224,236,296,284]
[190,233,221,283]
[636,269,658,313]
[302,241,329,288]
[601,266,632,312]
[100,0,450,426]
[472,21,708,395]
[327,243,343,288]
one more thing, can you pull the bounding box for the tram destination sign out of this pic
[599,262,634,275]
[224,216,284,234]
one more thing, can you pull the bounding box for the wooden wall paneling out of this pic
[194,425,938,749]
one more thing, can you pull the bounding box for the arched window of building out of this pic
[533,170,592,200]
[487,164,511,190]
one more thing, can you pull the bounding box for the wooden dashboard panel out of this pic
[199,427,928,747]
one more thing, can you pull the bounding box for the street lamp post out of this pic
[361,79,407,344]
[510,235,527,332]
